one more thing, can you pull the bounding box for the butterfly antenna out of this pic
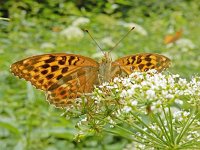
[109,27,135,53]
[85,29,104,54]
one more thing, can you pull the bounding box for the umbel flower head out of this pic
[62,70,200,149]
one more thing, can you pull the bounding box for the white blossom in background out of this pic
[60,26,84,40]
[91,51,117,61]
[118,21,148,36]
[175,38,195,51]
[40,42,55,49]
[25,49,43,55]
[166,38,196,52]
[72,17,90,27]
[111,4,119,10]
[101,36,115,47]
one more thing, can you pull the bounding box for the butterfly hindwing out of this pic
[46,66,98,108]
[112,53,171,75]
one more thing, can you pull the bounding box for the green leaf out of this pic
[0,121,20,135]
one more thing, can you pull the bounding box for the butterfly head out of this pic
[101,52,112,63]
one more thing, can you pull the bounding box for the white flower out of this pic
[120,90,127,98]
[172,74,180,78]
[60,26,84,40]
[141,81,148,86]
[170,107,180,115]
[113,77,121,82]
[122,78,132,86]
[146,89,156,99]
[176,38,195,51]
[40,42,55,49]
[183,111,190,117]
[175,99,183,105]
[106,85,117,89]
[173,111,182,118]
[151,100,162,111]
[81,117,87,122]
[197,121,200,125]
[186,134,193,140]
[123,106,132,113]
[72,17,90,26]
[101,36,115,47]
[138,144,146,149]
[112,4,119,9]
[118,21,148,36]
[131,100,138,106]
[127,89,135,96]
[178,78,187,85]
[165,94,174,99]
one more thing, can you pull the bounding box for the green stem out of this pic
[175,111,198,144]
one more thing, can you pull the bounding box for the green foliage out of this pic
[0,0,200,149]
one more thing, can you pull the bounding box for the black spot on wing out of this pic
[62,67,68,73]
[74,57,79,65]
[34,75,40,79]
[146,63,152,66]
[42,64,50,69]
[57,74,63,80]
[60,90,66,95]
[131,56,136,63]
[46,74,54,79]
[41,70,48,75]
[136,57,142,64]
[145,57,151,61]
[51,65,59,72]
[138,64,145,70]
[68,56,75,65]
[45,56,56,63]
[58,56,66,65]
[39,79,44,84]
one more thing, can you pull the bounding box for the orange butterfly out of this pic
[11,28,171,108]
[11,53,170,108]
[164,29,182,44]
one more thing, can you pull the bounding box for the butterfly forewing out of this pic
[11,53,99,108]
[112,53,171,75]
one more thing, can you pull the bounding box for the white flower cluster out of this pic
[60,17,90,40]
[101,36,115,47]
[166,38,196,52]
[70,70,200,149]
[72,17,90,27]
[60,26,84,40]
[40,42,55,49]
[94,70,200,115]
[118,21,148,36]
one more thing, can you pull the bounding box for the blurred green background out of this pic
[0,0,200,149]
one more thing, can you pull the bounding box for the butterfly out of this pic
[11,52,171,108]
[164,29,182,44]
